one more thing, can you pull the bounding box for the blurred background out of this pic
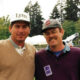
[0,0,80,50]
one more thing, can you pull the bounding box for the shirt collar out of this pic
[9,36,26,49]
[46,42,70,54]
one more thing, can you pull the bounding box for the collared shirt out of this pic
[46,42,70,57]
[9,37,26,55]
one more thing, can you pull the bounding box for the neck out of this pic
[15,41,24,47]
[50,43,65,52]
[11,37,24,48]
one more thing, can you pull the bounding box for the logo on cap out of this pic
[45,20,50,27]
[16,13,27,19]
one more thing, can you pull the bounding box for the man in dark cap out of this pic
[35,19,80,80]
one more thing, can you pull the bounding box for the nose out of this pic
[49,33,54,37]
[18,27,24,32]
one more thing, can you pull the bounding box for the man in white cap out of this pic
[35,19,80,80]
[0,12,36,80]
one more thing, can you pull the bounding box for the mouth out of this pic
[17,35,25,39]
[17,34,25,37]
[49,37,57,42]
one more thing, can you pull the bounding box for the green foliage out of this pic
[24,1,44,36]
[50,5,60,19]
[0,0,80,40]
[62,20,76,39]
[0,16,10,39]
[75,19,80,35]
[64,0,80,21]
[50,0,80,22]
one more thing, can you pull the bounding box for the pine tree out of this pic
[50,5,60,19]
[24,1,44,36]
[64,0,80,21]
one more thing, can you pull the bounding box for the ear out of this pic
[60,28,64,37]
[9,26,12,33]
[62,28,64,34]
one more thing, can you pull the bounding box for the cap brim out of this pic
[11,19,30,23]
[42,26,57,33]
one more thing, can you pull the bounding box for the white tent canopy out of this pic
[25,35,47,45]
[25,33,79,46]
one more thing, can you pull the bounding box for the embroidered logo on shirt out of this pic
[44,65,52,77]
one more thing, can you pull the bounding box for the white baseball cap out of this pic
[10,12,30,23]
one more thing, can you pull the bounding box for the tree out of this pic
[50,5,60,19]
[0,16,10,39]
[64,0,80,21]
[24,1,44,36]
[75,19,80,35]
[50,0,66,23]
[62,20,76,39]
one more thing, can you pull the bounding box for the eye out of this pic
[44,32,50,36]
[51,31,56,34]
[15,25,20,29]
[23,25,27,28]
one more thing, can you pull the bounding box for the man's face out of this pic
[9,21,30,43]
[43,28,64,47]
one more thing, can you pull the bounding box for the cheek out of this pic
[45,37,50,43]
[10,28,14,34]
[28,28,30,33]
[27,29,30,34]
[59,33,63,39]
[25,28,30,35]
[11,29,17,35]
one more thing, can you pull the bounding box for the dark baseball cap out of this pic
[42,19,62,32]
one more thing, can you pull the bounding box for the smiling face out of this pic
[9,21,30,45]
[43,27,64,48]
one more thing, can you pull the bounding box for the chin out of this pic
[17,38,25,41]
[17,37,25,40]
[50,43,57,47]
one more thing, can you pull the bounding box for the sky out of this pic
[0,0,58,20]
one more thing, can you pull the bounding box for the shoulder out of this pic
[0,39,10,51]
[0,39,9,46]
[70,47,80,51]
[0,39,5,44]
[25,43,36,52]
[70,47,80,54]
[36,49,46,53]
[35,49,49,63]
[36,49,47,56]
